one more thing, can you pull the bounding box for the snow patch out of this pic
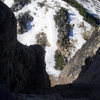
[4,0,14,7]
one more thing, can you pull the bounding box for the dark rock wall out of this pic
[0,1,50,93]
[0,0,17,58]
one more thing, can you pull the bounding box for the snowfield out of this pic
[4,0,92,77]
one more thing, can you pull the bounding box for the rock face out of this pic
[0,1,50,93]
[59,25,100,85]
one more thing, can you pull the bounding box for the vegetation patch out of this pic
[11,0,31,11]
[54,7,72,70]
[38,2,45,8]
[55,50,64,70]
[63,0,100,26]
[54,7,70,49]
[38,0,47,8]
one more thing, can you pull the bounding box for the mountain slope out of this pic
[59,26,100,84]
[4,0,93,77]
[0,1,100,99]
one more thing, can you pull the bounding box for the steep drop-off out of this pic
[0,1,50,93]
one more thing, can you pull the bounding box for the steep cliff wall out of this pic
[0,1,50,93]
